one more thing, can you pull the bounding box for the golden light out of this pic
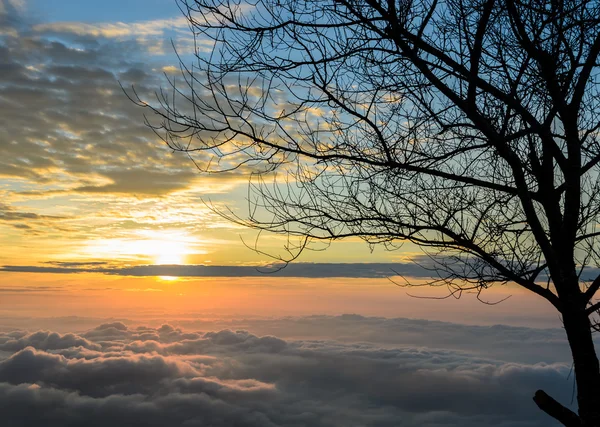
[84,231,194,280]
[150,240,189,282]
[152,241,187,265]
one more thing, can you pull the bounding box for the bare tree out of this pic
[134,0,600,424]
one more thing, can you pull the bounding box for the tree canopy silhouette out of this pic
[135,0,600,424]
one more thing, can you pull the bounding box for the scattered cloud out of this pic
[32,17,190,40]
[0,5,253,261]
[0,204,66,221]
[161,65,179,74]
[72,169,199,195]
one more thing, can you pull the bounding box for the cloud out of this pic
[0,26,163,187]
[0,203,69,233]
[0,5,252,256]
[33,17,190,39]
[179,314,575,364]
[0,0,24,17]
[0,286,66,293]
[0,6,209,197]
[0,316,577,426]
[46,261,109,268]
[30,12,195,57]
[73,168,198,195]
[0,262,438,278]
[12,259,600,283]
[0,330,101,352]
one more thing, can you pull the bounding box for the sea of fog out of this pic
[0,313,582,427]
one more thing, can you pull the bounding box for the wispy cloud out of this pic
[0,202,71,234]
[31,15,194,56]
[33,17,190,39]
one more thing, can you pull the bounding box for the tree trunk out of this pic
[563,306,600,426]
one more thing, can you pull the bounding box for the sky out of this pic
[0,0,562,322]
[0,1,584,425]
[0,0,416,273]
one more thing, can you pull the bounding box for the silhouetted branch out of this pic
[134,1,600,422]
[533,390,582,427]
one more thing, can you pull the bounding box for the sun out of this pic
[153,241,187,265]
[84,231,193,272]
[144,236,190,282]
[155,252,183,265]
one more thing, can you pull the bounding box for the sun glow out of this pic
[152,241,187,265]
[84,231,193,269]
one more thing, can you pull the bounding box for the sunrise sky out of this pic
[0,2,586,426]
[0,0,562,324]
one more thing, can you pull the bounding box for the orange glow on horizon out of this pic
[0,272,560,329]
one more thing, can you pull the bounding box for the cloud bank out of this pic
[0,315,575,426]
[4,261,599,284]
[0,262,433,278]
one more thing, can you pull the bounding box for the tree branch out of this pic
[584,273,600,303]
[533,390,582,427]
[586,301,600,316]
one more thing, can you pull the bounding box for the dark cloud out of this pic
[10,258,597,282]
[0,266,85,274]
[45,261,109,268]
[0,262,433,278]
[0,203,68,232]
[178,314,575,364]
[0,316,130,334]
[16,259,600,282]
[73,168,198,195]
[0,317,575,426]
[0,330,100,352]
[0,286,66,293]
